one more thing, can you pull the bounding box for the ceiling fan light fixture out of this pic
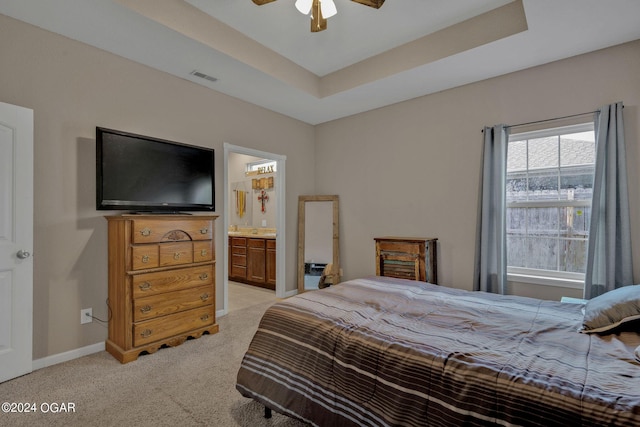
[255,0,384,33]
[295,0,313,15]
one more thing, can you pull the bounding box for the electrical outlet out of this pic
[81,308,92,324]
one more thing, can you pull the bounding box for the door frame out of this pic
[222,143,286,314]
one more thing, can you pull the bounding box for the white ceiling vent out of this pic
[190,70,218,83]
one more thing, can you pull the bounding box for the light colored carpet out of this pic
[0,284,307,427]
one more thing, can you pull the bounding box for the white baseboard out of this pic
[32,342,105,371]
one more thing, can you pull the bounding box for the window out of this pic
[506,123,595,286]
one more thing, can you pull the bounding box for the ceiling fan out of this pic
[252,0,385,32]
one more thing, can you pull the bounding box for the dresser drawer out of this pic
[132,265,214,298]
[247,238,266,249]
[231,264,246,278]
[376,240,422,254]
[132,245,159,270]
[231,245,246,256]
[193,241,213,263]
[133,284,213,322]
[231,253,246,266]
[133,305,214,347]
[132,241,211,270]
[159,242,193,267]
[231,237,247,247]
[132,218,213,244]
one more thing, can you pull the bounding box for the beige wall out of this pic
[0,14,315,359]
[2,12,639,360]
[316,39,640,299]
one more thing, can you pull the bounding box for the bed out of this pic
[236,276,640,426]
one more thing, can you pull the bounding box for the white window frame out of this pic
[506,123,594,289]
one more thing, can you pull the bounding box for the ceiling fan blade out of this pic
[321,0,337,18]
[295,0,313,15]
[252,0,278,5]
[351,0,385,8]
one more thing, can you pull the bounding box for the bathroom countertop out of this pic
[228,228,276,239]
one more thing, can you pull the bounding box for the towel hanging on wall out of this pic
[236,190,246,218]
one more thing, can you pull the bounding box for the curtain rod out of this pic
[481,109,605,133]
[507,109,599,129]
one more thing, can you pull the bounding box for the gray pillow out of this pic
[580,284,640,333]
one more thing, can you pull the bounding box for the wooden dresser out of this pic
[374,237,438,284]
[105,214,219,363]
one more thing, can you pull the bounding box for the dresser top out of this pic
[374,236,437,242]
[106,214,219,221]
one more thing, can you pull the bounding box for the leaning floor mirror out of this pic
[297,195,340,293]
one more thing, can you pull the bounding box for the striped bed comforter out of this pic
[236,277,640,426]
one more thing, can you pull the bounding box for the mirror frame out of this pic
[297,195,340,293]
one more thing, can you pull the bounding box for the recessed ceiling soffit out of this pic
[115,0,527,100]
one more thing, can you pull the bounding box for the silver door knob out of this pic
[17,250,31,259]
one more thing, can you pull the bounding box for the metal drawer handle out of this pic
[140,329,152,338]
[173,252,181,260]
[200,314,209,321]
[140,228,151,237]
[200,249,207,256]
[140,305,152,314]
[199,273,209,280]
[139,282,151,291]
[141,255,150,263]
[200,293,209,301]
[200,228,208,234]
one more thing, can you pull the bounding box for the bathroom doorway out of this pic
[223,143,286,315]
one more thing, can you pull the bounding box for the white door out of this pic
[0,102,34,383]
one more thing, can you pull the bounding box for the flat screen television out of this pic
[96,127,215,212]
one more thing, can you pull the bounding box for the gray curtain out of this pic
[474,125,509,294]
[584,102,633,299]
